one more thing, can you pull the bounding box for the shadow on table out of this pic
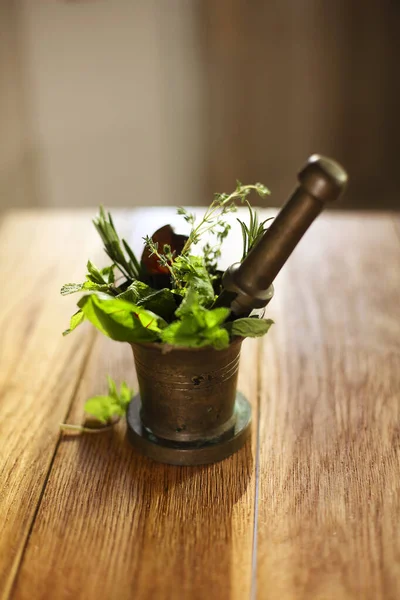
[62,424,254,598]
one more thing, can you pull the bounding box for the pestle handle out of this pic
[221,154,348,315]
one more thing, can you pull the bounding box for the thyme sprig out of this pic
[143,236,181,287]
[144,181,271,288]
[178,181,270,257]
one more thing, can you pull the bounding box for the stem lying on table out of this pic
[59,419,121,435]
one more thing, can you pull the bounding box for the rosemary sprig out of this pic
[237,200,274,261]
[93,207,141,281]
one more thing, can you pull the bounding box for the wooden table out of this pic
[1,208,399,600]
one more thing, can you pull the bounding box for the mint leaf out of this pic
[61,281,111,296]
[107,374,118,400]
[86,260,108,285]
[84,377,134,424]
[101,265,115,284]
[78,293,164,343]
[63,309,85,336]
[118,281,177,321]
[201,324,230,349]
[161,290,230,349]
[61,283,86,296]
[117,280,152,303]
[61,263,116,297]
[204,307,230,328]
[175,286,200,317]
[173,255,215,307]
[119,381,132,410]
[137,288,177,321]
[84,395,119,424]
[227,318,274,338]
[161,318,207,347]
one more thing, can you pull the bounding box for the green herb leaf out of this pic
[203,326,230,349]
[61,283,86,296]
[107,374,118,400]
[237,201,274,262]
[180,182,270,257]
[93,207,140,280]
[62,309,85,336]
[173,255,215,306]
[84,377,134,424]
[84,396,120,424]
[117,280,154,303]
[161,289,230,349]
[86,260,108,285]
[119,381,132,410]
[61,281,111,296]
[78,293,164,342]
[175,286,198,317]
[118,281,177,321]
[101,265,115,284]
[204,307,230,328]
[61,262,116,296]
[226,318,274,338]
[161,315,230,349]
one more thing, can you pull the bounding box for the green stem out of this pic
[60,420,120,435]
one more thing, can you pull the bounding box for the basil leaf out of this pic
[78,293,163,343]
[227,318,274,338]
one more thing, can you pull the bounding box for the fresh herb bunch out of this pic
[60,376,134,433]
[61,182,274,349]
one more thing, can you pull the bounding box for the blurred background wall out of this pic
[0,0,399,210]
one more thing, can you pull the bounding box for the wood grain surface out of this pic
[0,209,399,600]
[11,336,260,600]
[0,212,98,598]
[257,213,400,600]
